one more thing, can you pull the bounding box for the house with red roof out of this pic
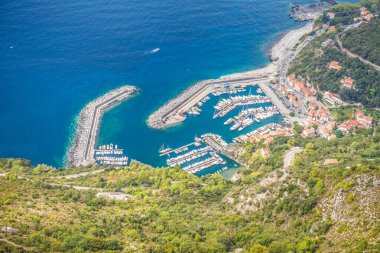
[329,61,342,70]
[341,77,354,89]
[338,120,361,133]
[261,147,270,157]
[327,12,335,19]
[308,101,319,110]
[318,122,336,138]
[356,111,373,128]
[288,94,299,107]
[301,128,316,138]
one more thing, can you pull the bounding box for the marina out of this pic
[162,134,230,175]
[213,94,272,118]
[155,84,286,174]
[94,143,129,166]
[147,74,273,129]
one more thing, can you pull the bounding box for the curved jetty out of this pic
[147,74,272,129]
[67,85,138,167]
[148,22,313,130]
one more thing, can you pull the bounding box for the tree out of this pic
[245,244,269,253]
[294,122,304,134]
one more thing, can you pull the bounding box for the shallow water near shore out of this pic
[0,0,353,168]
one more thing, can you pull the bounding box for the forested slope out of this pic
[341,20,380,66]
[0,128,379,252]
[288,19,380,107]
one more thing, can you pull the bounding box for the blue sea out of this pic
[0,0,356,168]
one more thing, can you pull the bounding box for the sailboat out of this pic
[159,144,171,154]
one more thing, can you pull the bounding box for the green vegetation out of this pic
[330,106,355,122]
[1,128,379,252]
[341,19,380,66]
[328,4,360,26]
[288,20,380,107]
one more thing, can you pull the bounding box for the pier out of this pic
[147,75,271,129]
[67,85,138,167]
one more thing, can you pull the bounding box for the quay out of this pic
[67,85,138,167]
[147,75,271,129]
[159,142,196,157]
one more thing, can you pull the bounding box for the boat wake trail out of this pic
[150,48,160,53]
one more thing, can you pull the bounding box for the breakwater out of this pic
[147,75,270,129]
[67,85,138,167]
[147,20,315,130]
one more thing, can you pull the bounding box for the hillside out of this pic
[1,128,379,252]
[341,20,380,66]
[288,17,380,107]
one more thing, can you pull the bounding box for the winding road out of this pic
[284,146,303,169]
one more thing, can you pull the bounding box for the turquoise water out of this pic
[0,0,347,167]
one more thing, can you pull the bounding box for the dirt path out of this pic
[336,35,380,71]
[0,238,34,251]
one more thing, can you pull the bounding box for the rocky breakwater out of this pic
[67,85,138,167]
[147,79,214,129]
[147,73,271,130]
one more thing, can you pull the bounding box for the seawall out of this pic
[67,85,138,167]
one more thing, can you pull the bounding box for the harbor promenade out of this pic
[67,85,138,167]
[147,75,271,129]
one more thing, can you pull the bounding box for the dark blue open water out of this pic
[0,0,353,167]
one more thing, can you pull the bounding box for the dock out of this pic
[159,142,196,157]
[67,85,138,167]
[147,75,271,129]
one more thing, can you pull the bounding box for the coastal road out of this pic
[284,146,303,169]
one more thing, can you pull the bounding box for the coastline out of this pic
[67,85,138,167]
[147,22,313,130]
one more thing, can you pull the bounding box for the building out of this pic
[356,111,373,128]
[327,12,335,19]
[365,13,374,21]
[324,91,343,105]
[301,128,316,138]
[303,119,319,128]
[329,61,342,70]
[318,122,336,138]
[261,147,270,157]
[309,108,331,122]
[329,26,336,32]
[287,75,304,91]
[324,159,338,165]
[248,127,293,143]
[338,119,361,133]
[308,101,319,110]
[341,77,354,89]
[287,75,316,101]
[360,7,368,16]
[288,94,299,107]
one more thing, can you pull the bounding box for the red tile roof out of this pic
[329,61,342,70]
